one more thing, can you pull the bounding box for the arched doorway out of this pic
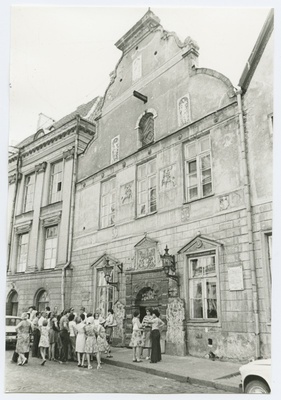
[6,290,18,316]
[135,287,159,322]
[35,289,49,312]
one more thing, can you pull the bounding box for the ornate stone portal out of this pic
[166,297,186,356]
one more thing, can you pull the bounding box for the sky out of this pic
[8,5,271,145]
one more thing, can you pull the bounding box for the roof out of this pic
[238,9,274,92]
[15,96,102,148]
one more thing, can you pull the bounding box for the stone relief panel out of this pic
[137,247,156,270]
[113,301,125,340]
[166,298,185,345]
[159,164,176,192]
[219,195,229,211]
[218,190,244,212]
[178,95,191,126]
[120,181,134,205]
[134,236,160,271]
[181,205,190,222]
[111,135,120,163]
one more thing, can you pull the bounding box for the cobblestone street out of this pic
[5,351,230,394]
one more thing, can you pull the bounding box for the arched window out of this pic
[6,290,18,316]
[139,113,154,146]
[36,290,49,312]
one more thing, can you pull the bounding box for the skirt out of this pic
[150,329,161,363]
[129,330,144,347]
[16,333,30,354]
[85,336,98,354]
[76,332,86,353]
[49,328,58,344]
[143,328,152,349]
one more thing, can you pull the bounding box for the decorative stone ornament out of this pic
[219,195,230,211]
[14,221,32,234]
[34,161,47,172]
[166,298,186,356]
[177,94,191,126]
[113,301,125,342]
[111,135,120,163]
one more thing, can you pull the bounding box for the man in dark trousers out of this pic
[59,309,71,364]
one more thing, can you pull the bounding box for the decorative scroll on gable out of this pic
[134,235,160,270]
[178,234,223,254]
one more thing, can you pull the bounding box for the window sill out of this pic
[187,318,219,325]
[183,193,215,205]
[136,211,157,219]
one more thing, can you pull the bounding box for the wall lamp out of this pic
[160,245,179,285]
[102,257,123,291]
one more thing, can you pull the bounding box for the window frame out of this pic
[17,232,29,273]
[185,248,221,325]
[49,160,63,204]
[136,158,157,218]
[43,225,58,270]
[139,112,154,147]
[23,172,35,213]
[95,269,114,317]
[100,176,116,229]
[183,135,213,203]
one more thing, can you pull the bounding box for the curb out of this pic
[102,357,241,393]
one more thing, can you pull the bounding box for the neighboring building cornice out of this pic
[8,117,96,163]
[238,8,274,92]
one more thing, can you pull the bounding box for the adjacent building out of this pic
[6,97,102,313]
[6,9,273,361]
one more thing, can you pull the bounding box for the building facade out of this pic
[6,9,273,361]
[6,98,102,315]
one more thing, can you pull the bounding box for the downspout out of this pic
[7,148,21,273]
[61,116,80,311]
[235,87,261,359]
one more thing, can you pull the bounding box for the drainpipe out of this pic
[61,115,80,311]
[7,148,21,273]
[235,87,260,359]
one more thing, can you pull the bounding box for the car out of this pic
[5,315,21,349]
[239,358,271,394]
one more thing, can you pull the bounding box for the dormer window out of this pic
[139,113,154,147]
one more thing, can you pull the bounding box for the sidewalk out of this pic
[102,347,242,393]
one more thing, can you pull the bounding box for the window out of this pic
[23,173,35,212]
[44,226,58,269]
[137,159,157,217]
[96,270,113,317]
[188,253,217,319]
[36,290,49,312]
[139,113,154,146]
[17,233,29,273]
[100,178,116,228]
[50,161,63,203]
[184,135,213,201]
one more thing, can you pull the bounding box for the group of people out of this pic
[13,306,116,370]
[129,308,165,364]
[13,305,165,369]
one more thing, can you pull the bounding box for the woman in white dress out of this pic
[75,315,86,367]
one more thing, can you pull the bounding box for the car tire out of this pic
[245,380,270,394]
